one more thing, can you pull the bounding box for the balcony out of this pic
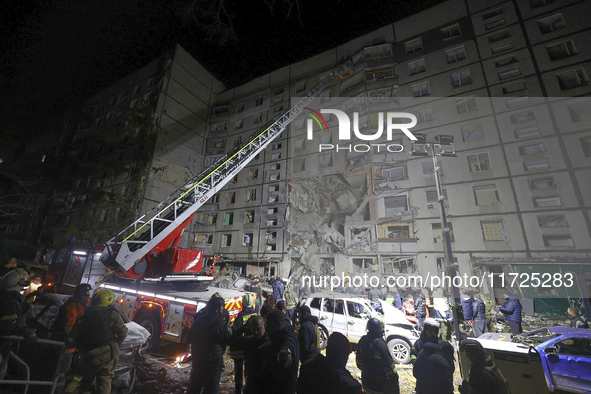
[377,237,418,254]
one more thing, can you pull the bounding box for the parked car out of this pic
[460,327,591,394]
[25,292,149,394]
[302,292,419,364]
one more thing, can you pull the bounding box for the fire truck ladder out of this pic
[102,59,352,279]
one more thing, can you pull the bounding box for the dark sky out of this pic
[0,0,444,139]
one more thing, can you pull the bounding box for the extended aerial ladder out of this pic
[100,59,353,281]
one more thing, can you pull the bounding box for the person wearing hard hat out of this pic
[229,294,258,394]
[70,288,128,394]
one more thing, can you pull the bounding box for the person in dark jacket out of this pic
[414,341,454,394]
[472,294,488,337]
[272,278,284,302]
[356,318,399,394]
[567,307,589,328]
[229,294,257,394]
[459,339,510,394]
[230,315,270,394]
[368,286,384,303]
[460,289,474,321]
[187,295,231,394]
[298,332,362,394]
[246,309,299,394]
[499,291,522,335]
[298,305,319,364]
[415,293,427,331]
[411,318,441,366]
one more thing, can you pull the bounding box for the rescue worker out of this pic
[272,277,284,303]
[472,294,488,337]
[356,318,400,394]
[413,340,454,394]
[459,339,510,394]
[498,291,522,335]
[460,289,474,321]
[231,315,270,394]
[284,279,300,320]
[432,292,453,341]
[483,297,494,333]
[298,305,319,364]
[250,279,263,314]
[567,307,589,328]
[70,288,128,394]
[0,257,18,277]
[187,295,231,394]
[415,293,427,330]
[411,318,441,366]
[368,285,384,303]
[229,294,257,394]
[298,332,362,394]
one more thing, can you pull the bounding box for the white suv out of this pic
[302,292,419,364]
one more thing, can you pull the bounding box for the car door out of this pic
[323,297,349,338]
[538,335,591,393]
[345,299,372,344]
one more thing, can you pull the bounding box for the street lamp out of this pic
[410,134,462,341]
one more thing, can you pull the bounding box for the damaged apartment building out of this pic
[22,0,591,315]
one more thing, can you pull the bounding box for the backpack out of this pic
[53,297,87,336]
[73,307,113,351]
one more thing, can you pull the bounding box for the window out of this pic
[294,159,305,172]
[511,111,535,124]
[269,195,278,203]
[195,234,213,245]
[244,210,254,223]
[523,158,550,171]
[543,235,574,247]
[266,244,277,251]
[506,96,530,108]
[547,40,578,61]
[235,119,244,129]
[502,82,526,94]
[422,159,443,178]
[384,195,408,212]
[556,69,589,90]
[537,215,567,227]
[581,136,591,157]
[415,107,434,123]
[294,118,305,130]
[405,38,423,54]
[488,31,511,43]
[295,81,306,93]
[456,97,478,113]
[248,169,258,180]
[441,23,461,39]
[533,196,561,207]
[514,126,540,138]
[319,153,333,167]
[412,82,430,97]
[446,46,466,63]
[481,219,508,241]
[227,192,236,204]
[253,113,262,124]
[381,165,406,181]
[537,13,566,34]
[270,163,281,171]
[294,138,306,151]
[467,153,492,172]
[495,56,518,68]
[321,133,332,144]
[242,233,253,246]
[211,194,220,203]
[268,218,278,226]
[461,123,485,142]
[224,213,234,225]
[222,234,232,247]
[529,177,556,189]
[408,59,426,76]
[451,70,472,87]
[426,189,448,209]
[268,207,278,215]
[432,223,454,243]
[271,152,281,160]
[498,69,521,81]
[269,173,280,181]
[482,8,506,31]
[519,143,545,155]
[269,184,279,192]
[234,137,242,148]
[530,0,555,8]
[246,189,256,201]
[387,225,411,239]
[491,43,514,55]
[474,185,500,205]
[272,143,282,150]
[229,175,238,184]
[365,66,395,82]
[267,231,277,239]
[255,96,263,106]
[237,103,244,113]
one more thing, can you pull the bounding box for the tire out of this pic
[135,312,161,349]
[217,279,231,289]
[318,325,329,350]
[387,338,411,364]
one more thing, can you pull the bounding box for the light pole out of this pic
[410,134,462,341]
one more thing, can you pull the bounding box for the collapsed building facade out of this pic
[11,0,591,316]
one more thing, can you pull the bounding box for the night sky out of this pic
[0,0,445,141]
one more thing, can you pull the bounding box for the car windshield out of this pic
[512,327,562,345]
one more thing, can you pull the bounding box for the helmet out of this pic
[460,339,486,361]
[74,283,92,296]
[366,318,383,334]
[423,318,440,329]
[0,268,30,292]
[242,294,253,308]
[93,288,116,307]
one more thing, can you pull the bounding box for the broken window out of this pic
[365,66,395,83]
[387,225,411,239]
[272,143,282,150]
[255,96,263,106]
[271,152,281,160]
[294,138,306,151]
[242,233,253,246]
[556,69,589,90]
[235,119,244,129]
[351,228,370,243]
[432,223,454,243]
[529,177,556,189]
[319,153,333,167]
[269,184,279,192]
[461,123,485,142]
[266,244,277,251]
[229,175,238,184]
[270,163,281,171]
[294,159,305,172]
[519,143,545,155]
[456,97,478,113]
[234,136,242,147]
[227,192,236,204]
[195,233,214,245]
[426,189,448,209]
[269,173,280,181]
[268,218,278,226]
[267,231,277,239]
[543,235,573,247]
[236,103,244,112]
[268,195,278,203]
[244,210,254,223]
[222,234,232,247]
[474,184,500,205]
[249,169,258,180]
[514,126,540,139]
[253,113,262,124]
[384,195,408,213]
[224,213,234,225]
[380,165,406,181]
[533,196,561,207]
[422,159,443,178]
[267,207,278,215]
[352,258,373,272]
[510,111,535,124]
[211,194,220,203]
[537,215,568,227]
[523,158,550,171]
[383,258,416,275]
[467,153,492,172]
[246,189,256,201]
